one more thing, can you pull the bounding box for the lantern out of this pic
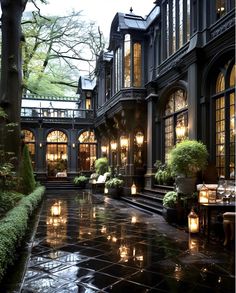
[104,187,108,194]
[120,136,129,149]
[188,208,199,233]
[51,202,61,216]
[131,183,137,195]
[198,183,209,204]
[175,121,187,140]
[135,132,144,147]
[110,140,117,152]
[101,145,107,154]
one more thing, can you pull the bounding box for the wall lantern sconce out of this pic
[110,140,117,152]
[120,136,129,149]
[188,208,199,233]
[101,145,107,154]
[176,121,187,140]
[72,143,76,148]
[135,131,144,147]
[198,183,209,204]
[39,143,43,148]
[131,183,137,195]
[51,201,61,217]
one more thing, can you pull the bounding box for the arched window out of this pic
[46,130,68,177]
[214,61,235,179]
[22,130,35,169]
[164,89,188,161]
[114,47,122,93]
[78,130,97,171]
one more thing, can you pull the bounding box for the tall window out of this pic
[78,130,97,171]
[164,89,188,161]
[46,130,68,177]
[115,48,122,93]
[164,0,191,58]
[123,34,142,88]
[124,34,131,88]
[214,62,235,179]
[22,129,35,169]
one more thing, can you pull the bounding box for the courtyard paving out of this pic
[14,190,235,292]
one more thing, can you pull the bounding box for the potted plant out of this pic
[162,191,178,223]
[168,140,208,194]
[95,157,108,175]
[154,160,174,186]
[105,177,124,198]
[73,175,88,188]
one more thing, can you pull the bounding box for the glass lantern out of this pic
[198,183,209,204]
[131,183,137,195]
[188,208,199,233]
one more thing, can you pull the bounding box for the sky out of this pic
[25,0,156,42]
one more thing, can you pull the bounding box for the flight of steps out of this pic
[121,185,175,215]
[43,179,79,190]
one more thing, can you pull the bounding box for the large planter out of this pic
[108,187,123,199]
[162,207,178,223]
[176,177,196,195]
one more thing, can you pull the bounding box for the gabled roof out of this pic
[77,76,96,94]
[108,6,160,50]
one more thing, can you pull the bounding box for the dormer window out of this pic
[124,34,142,88]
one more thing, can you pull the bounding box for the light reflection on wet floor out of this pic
[20,191,234,293]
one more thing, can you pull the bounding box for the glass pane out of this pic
[22,130,35,142]
[230,64,236,87]
[186,0,190,41]
[216,72,225,93]
[216,0,226,19]
[172,0,176,54]
[133,43,142,87]
[165,117,174,162]
[79,143,97,171]
[124,34,131,88]
[165,95,174,115]
[174,89,188,111]
[79,131,97,143]
[230,93,235,178]
[46,144,67,177]
[178,0,183,48]
[166,2,169,57]
[47,131,67,143]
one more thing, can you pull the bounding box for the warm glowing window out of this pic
[47,131,67,143]
[133,43,142,87]
[214,62,235,179]
[86,98,91,109]
[124,34,131,88]
[115,48,122,93]
[216,0,226,19]
[22,129,35,169]
[216,72,225,93]
[164,89,188,161]
[78,130,97,171]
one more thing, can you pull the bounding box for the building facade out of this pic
[21,1,235,187]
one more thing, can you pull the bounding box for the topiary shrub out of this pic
[168,140,208,178]
[73,175,88,187]
[0,186,45,282]
[95,157,108,175]
[163,191,178,208]
[19,144,36,194]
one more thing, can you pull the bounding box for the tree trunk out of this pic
[0,0,27,164]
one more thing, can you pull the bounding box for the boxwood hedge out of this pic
[0,186,45,281]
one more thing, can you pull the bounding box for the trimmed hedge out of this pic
[0,186,45,281]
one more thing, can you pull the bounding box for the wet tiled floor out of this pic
[18,190,235,292]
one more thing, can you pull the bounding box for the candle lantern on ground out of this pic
[188,208,199,233]
[131,183,137,195]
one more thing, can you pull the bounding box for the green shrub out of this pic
[0,186,45,281]
[154,161,173,185]
[0,191,24,217]
[95,157,108,175]
[19,145,36,194]
[168,140,208,177]
[73,175,88,186]
[163,191,178,208]
[105,178,124,188]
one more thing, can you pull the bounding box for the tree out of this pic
[19,144,36,194]
[0,0,28,165]
[22,10,105,96]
